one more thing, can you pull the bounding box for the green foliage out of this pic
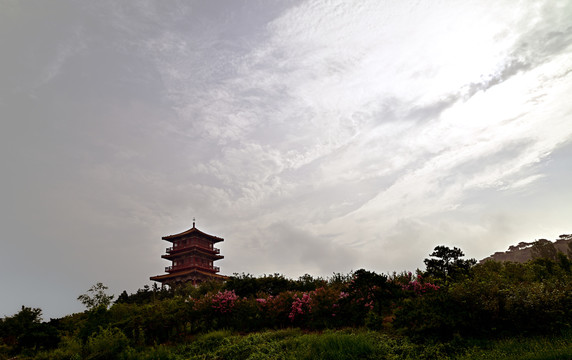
[424,246,477,285]
[172,329,572,360]
[175,329,402,360]
[26,328,572,360]
[8,243,572,359]
[84,327,129,360]
[305,286,342,329]
[118,345,176,360]
[296,332,378,360]
[531,239,558,260]
[0,306,59,355]
[35,335,82,360]
[224,273,259,297]
[225,273,294,297]
[328,272,353,289]
[296,274,327,292]
[395,257,572,341]
[108,297,190,345]
[0,306,42,347]
[336,269,402,328]
[557,252,572,273]
[115,284,174,305]
[78,283,114,311]
[183,279,225,297]
[78,305,111,343]
[223,272,327,298]
[459,331,572,360]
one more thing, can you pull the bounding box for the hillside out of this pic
[2,243,572,359]
[481,234,572,263]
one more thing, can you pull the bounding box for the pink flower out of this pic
[289,293,312,321]
[402,279,440,296]
[211,290,239,314]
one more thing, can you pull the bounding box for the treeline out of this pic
[1,244,572,359]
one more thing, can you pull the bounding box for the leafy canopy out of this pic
[424,245,476,284]
[77,282,114,311]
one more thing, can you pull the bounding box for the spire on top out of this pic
[193,217,196,228]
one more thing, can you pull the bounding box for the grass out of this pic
[459,332,572,360]
[29,328,572,359]
[173,329,572,360]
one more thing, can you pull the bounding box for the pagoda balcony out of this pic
[165,264,220,273]
[166,245,220,254]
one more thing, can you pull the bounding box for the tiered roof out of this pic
[162,225,224,243]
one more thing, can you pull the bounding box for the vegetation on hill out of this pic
[482,234,572,263]
[1,238,572,359]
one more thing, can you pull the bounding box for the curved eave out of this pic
[162,250,224,261]
[150,269,228,282]
[162,226,224,243]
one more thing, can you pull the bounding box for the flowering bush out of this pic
[289,293,311,322]
[308,287,346,328]
[402,274,440,296]
[336,269,403,326]
[211,290,239,314]
[258,291,298,328]
[24,255,572,359]
[255,298,268,305]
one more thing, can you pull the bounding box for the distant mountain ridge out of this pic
[481,234,572,263]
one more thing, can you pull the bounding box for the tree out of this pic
[531,239,558,260]
[424,246,476,285]
[0,306,59,353]
[0,306,43,347]
[78,282,114,311]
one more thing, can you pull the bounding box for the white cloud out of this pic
[136,0,572,253]
[2,0,572,318]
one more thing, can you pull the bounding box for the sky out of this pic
[1,0,571,319]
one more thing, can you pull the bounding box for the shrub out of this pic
[211,290,239,314]
[178,330,232,357]
[84,327,129,360]
[32,336,82,360]
[295,332,379,360]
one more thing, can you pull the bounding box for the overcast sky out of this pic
[1,0,571,319]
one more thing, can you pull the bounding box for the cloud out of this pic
[134,0,572,241]
[224,222,360,276]
[2,0,572,319]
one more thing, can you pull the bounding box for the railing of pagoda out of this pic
[165,264,220,273]
[166,245,220,254]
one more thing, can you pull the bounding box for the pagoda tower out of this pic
[150,221,227,286]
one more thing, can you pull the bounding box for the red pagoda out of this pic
[150,220,227,286]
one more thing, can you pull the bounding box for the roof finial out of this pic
[193,217,196,228]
